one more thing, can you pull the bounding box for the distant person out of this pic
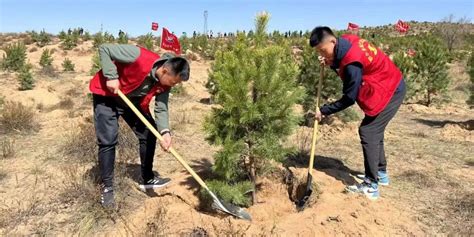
[310,26,406,200]
[89,44,190,207]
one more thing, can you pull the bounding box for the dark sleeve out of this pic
[320,63,362,116]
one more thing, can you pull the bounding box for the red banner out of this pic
[347,22,360,32]
[160,28,181,55]
[151,22,159,31]
[395,20,410,33]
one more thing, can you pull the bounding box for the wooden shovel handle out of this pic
[307,67,324,174]
[117,90,211,191]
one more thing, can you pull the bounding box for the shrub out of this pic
[1,42,27,72]
[62,58,75,72]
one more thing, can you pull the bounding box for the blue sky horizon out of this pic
[1,0,472,37]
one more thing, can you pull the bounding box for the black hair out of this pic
[163,57,190,81]
[309,26,335,47]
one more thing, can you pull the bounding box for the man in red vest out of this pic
[90,44,190,207]
[310,27,406,200]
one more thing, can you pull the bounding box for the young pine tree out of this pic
[39,48,54,68]
[82,31,91,41]
[204,12,303,205]
[31,29,51,47]
[103,32,115,42]
[393,50,418,100]
[58,30,67,40]
[62,58,75,72]
[93,32,105,48]
[1,42,27,72]
[18,65,35,91]
[468,52,474,107]
[117,33,129,44]
[412,37,450,106]
[137,33,154,50]
[179,35,190,52]
[297,44,341,112]
[61,34,78,50]
[89,52,101,76]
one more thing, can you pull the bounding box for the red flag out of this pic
[395,20,410,33]
[160,28,181,55]
[347,22,360,32]
[151,22,159,31]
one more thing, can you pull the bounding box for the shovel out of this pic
[117,90,252,221]
[296,66,324,211]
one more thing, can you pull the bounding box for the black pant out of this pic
[359,81,406,182]
[93,94,157,188]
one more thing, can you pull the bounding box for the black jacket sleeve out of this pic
[320,63,362,116]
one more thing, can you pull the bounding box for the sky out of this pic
[0,0,473,37]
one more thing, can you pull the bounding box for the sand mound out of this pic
[405,104,466,115]
[441,121,474,143]
[116,161,424,236]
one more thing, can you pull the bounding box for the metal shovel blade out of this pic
[296,173,313,212]
[209,191,252,221]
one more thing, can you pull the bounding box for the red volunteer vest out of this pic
[89,47,170,113]
[338,34,402,116]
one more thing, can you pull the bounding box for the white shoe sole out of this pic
[344,187,379,201]
[355,174,389,186]
[139,182,170,191]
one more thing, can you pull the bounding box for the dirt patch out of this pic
[285,166,321,209]
[405,104,467,115]
[441,122,474,142]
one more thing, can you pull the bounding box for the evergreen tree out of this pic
[93,32,106,48]
[412,37,450,106]
[179,35,190,52]
[62,58,75,72]
[39,48,53,68]
[393,50,418,100]
[82,31,91,41]
[137,33,154,50]
[204,12,303,205]
[297,43,361,123]
[117,32,129,44]
[92,32,114,48]
[103,32,115,42]
[58,30,67,40]
[297,44,341,112]
[1,42,27,72]
[89,52,101,76]
[18,65,35,91]
[61,33,78,50]
[31,29,51,47]
[467,52,474,107]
